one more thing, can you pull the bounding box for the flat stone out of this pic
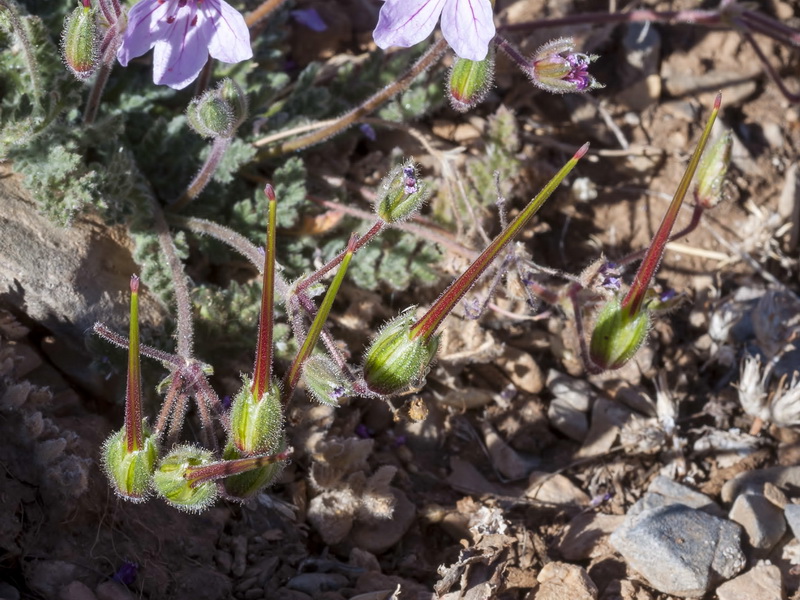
[728,494,786,551]
[721,466,800,503]
[785,503,800,539]
[286,573,349,596]
[610,504,745,597]
[577,397,635,458]
[716,562,784,600]
[629,475,724,518]
[559,512,626,560]
[535,562,598,600]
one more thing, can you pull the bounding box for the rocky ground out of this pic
[2,0,800,599]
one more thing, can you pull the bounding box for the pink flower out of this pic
[373,0,495,62]
[117,0,252,90]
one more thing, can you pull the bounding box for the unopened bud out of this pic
[448,54,495,113]
[217,78,248,128]
[229,377,283,455]
[529,37,603,94]
[187,91,235,138]
[102,424,158,502]
[62,2,97,80]
[589,298,650,371]
[153,445,218,512]
[695,131,732,209]
[375,161,430,223]
[363,309,439,396]
[302,354,352,407]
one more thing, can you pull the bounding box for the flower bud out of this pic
[589,298,651,371]
[694,131,732,209]
[375,161,430,223]
[363,309,439,396]
[62,1,97,80]
[448,53,495,113]
[221,440,287,499]
[529,37,603,94]
[217,78,248,129]
[302,354,352,407]
[153,445,218,512]
[187,91,235,138]
[229,377,284,455]
[101,424,158,502]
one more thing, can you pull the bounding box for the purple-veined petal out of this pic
[151,3,211,89]
[117,0,171,66]
[373,0,447,50]
[440,0,495,61]
[205,0,253,64]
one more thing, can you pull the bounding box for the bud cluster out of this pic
[187,78,249,138]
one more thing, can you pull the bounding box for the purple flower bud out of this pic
[528,38,603,94]
[112,562,139,586]
[359,123,377,141]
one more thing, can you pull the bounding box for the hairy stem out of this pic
[245,0,289,28]
[256,38,448,157]
[172,136,232,211]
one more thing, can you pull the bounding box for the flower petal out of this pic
[151,4,211,89]
[440,0,495,61]
[205,0,253,64]
[117,0,170,66]
[373,0,447,50]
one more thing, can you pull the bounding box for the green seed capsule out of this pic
[217,78,248,128]
[448,54,495,113]
[187,91,235,138]
[229,377,283,455]
[589,298,651,371]
[101,424,158,502]
[153,445,218,512]
[695,131,732,209]
[363,310,439,396]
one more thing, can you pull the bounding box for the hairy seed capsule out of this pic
[187,91,235,138]
[221,440,287,499]
[589,298,651,371]
[153,445,218,512]
[229,377,283,455]
[375,161,430,223]
[302,354,352,407]
[101,424,158,502]
[363,310,439,396]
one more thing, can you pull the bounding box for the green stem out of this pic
[283,233,358,403]
[410,143,589,340]
[125,275,143,453]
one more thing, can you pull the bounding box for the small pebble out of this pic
[214,550,233,574]
[546,370,593,442]
[785,503,800,539]
[721,466,800,503]
[499,347,544,395]
[629,475,724,518]
[729,493,786,551]
[526,472,589,507]
[231,535,248,577]
[535,562,598,600]
[286,573,348,596]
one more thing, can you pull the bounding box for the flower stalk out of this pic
[411,143,589,341]
[252,184,277,400]
[620,93,721,319]
[125,274,143,453]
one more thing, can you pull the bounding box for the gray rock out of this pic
[95,582,134,600]
[785,503,800,540]
[729,494,786,551]
[610,504,745,597]
[286,573,349,596]
[629,476,724,518]
[716,562,784,600]
[0,582,20,600]
[546,370,594,441]
[721,466,800,503]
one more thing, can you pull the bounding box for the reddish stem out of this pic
[621,94,721,317]
[186,449,292,487]
[252,185,277,400]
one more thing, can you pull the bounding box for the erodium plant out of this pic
[0,0,793,511]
